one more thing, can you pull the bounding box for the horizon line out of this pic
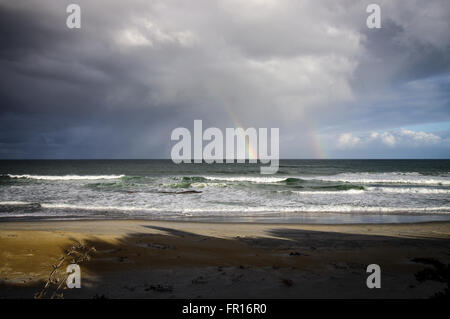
[0,158,449,161]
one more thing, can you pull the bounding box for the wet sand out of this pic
[0,220,449,298]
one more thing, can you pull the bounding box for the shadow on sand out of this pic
[1,225,449,299]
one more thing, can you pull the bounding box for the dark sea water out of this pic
[1,160,449,224]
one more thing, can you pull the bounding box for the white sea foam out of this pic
[284,205,450,213]
[366,187,450,194]
[289,189,366,195]
[1,200,449,219]
[6,174,125,180]
[202,176,287,183]
[34,203,450,214]
[0,201,37,206]
[288,187,450,195]
[201,173,450,186]
[301,172,450,186]
[180,206,450,214]
[190,182,228,188]
[40,203,158,211]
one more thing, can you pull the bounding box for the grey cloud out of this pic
[0,0,449,159]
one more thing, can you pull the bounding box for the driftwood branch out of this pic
[34,241,95,299]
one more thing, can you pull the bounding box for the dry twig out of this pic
[34,241,95,299]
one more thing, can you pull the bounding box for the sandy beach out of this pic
[0,220,449,299]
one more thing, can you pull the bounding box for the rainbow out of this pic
[303,117,326,159]
[226,106,258,160]
[222,98,326,159]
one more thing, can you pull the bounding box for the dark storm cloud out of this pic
[0,0,449,159]
[354,17,450,91]
[0,1,190,158]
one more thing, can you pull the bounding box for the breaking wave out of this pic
[309,172,450,186]
[1,201,449,214]
[4,174,125,181]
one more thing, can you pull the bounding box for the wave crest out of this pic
[4,174,125,181]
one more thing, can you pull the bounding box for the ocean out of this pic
[1,159,449,224]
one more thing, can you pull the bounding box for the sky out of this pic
[0,0,449,159]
